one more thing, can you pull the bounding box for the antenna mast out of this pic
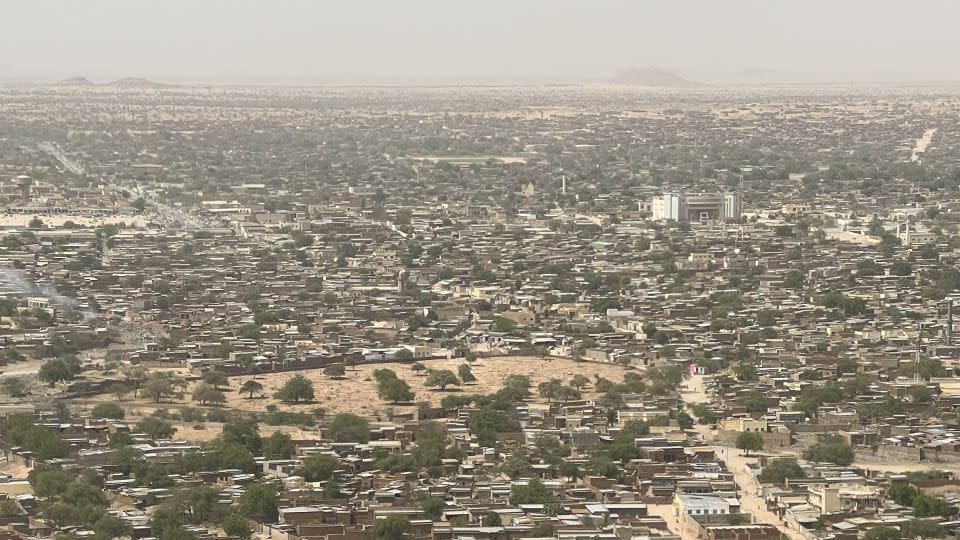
[915,323,923,384]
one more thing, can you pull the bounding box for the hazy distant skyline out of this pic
[4,0,960,86]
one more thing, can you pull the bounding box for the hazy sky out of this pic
[3,0,960,85]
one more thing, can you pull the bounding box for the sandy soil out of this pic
[0,461,31,479]
[824,227,880,246]
[224,356,627,417]
[83,356,633,442]
[911,128,937,162]
[0,215,145,228]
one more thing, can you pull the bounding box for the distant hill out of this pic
[56,76,94,86]
[611,68,702,88]
[108,77,172,89]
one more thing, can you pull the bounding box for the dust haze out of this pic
[3,0,960,86]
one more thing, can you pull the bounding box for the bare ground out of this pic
[82,356,633,442]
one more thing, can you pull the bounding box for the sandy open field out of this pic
[223,355,629,416]
[83,356,634,442]
[0,214,145,228]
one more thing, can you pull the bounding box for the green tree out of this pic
[501,448,531,479]
[135,416,176,439]
[802,435,854,466]
[909,385,934,403]
[783,270,805,289]
[509,479,557,511]
[378,377,414,403]
[558,462,581,480]
[298,454,339,481]
[274,374,315,402]
[221,514,252,540]
[0,377,25,397]
[121,365,148,398]
[902,519,944,538]
[327,413,370,443]
[324,365,346,378]
[418,494,445,521]
[221,419,262,455]
[28,468,74,498]
[262,432,295,459]
[758,459,805,484]
[0,499,19,517]
[482,512,502,526]
[108,445,145,475]
[587,454,619,478]
[191,383,225,405]
[91,403,125,419]
[425,369,460,390]
[239,379,263,399]
[38,355,82,386]
[371,515,413,540]
[93,514,133,539]
[736,431,763,456]
[237,483,279,523]
[912,494,951,518]
[143,372,187,403]
[569,374,589,390]
[469,407,521,446]
[734,362,758,382]
[457,364,476,384]
[324,479,342,499]
[641,322,657,339]
[202,370,229,389]
[863,525,900,540]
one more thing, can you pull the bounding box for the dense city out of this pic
[0,81,959,540]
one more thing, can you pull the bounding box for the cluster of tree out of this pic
[802,435,855,466]
[370,515,413,540]
[373,369,414,403]
[863,520,942,540]
[537,378,581,403]
[143,372,188,403]
[0,415,69,459]
[757,459,805,484]
[469,405,522,447]
[375,425,466,474]
[580,420,647,477]
[640,322,671,345]
[424,369,460,390]
[192,383,226,405]
[38,355,83,385]
[90,403,125,419]
[150,485,254,540]
[29,466,128,537]
[108,420,270,491]
[509,478,559,514]
[327,413,370,443]
[817,291,868,316]
[888,483,954,518]
[793,378,879,418]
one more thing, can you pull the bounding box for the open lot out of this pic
[83,356,634,442]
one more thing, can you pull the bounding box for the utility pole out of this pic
[943,300,954,346]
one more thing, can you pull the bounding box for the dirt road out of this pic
[681,375,797,538]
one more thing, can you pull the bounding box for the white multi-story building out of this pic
[650,192,741,222]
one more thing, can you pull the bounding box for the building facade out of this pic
[650,192,741,222]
